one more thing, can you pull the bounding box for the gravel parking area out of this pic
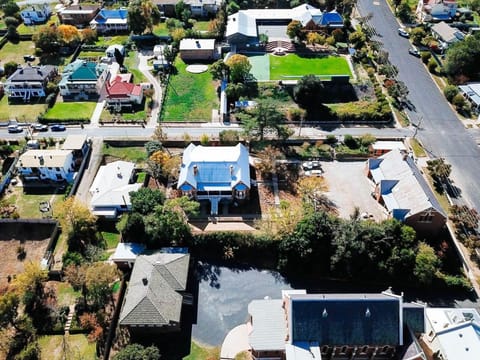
[321,161,386,220]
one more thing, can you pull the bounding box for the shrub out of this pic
[325,134,338,145]
[452,93,466,108]
[4,16,19,27]
[420,51,431,64]
[219,129,240,145]
[343,134,359,149]
[286,107,306,122]
[427,58,437,73]
[444,85,459,103]
[200,133,210,145]
[4,61,18,77]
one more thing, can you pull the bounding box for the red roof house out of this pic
[105,74,144,111]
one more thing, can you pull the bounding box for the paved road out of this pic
[357,0,480,211]
[1,124,413,140]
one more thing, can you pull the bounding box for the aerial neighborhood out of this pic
[1,0,480,359]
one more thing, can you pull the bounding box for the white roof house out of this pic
[370,141,407,153]
[178,143,250,215]
[366,148,446,229]
[226,4,322,40]
[16,149,75,182]
[424,308,480,360]
[62,134,88,151]
[110,242,146,269]
[179,38,216,51]
[459,83,480,111]
[89,160,141,217]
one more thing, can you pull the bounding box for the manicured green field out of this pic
[269,54,352,80]
[38,334,96,360]
[0,95,46,122]
[43,102,96,121]
[161,58,218,122]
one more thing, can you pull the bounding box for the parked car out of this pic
[50,124,66,132]
[31,123,48,132]
[398,28,410,38]
[23,55,35,62]
[7,124,23,133]
[304,169,323,177]
[408,47,420,57]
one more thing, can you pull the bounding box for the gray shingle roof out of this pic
[7,65,56,83]
[119,252,190,327]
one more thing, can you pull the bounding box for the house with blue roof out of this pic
[58,60,109,100]
[365,148,446,235]
[245,289,426,360]
[90,9,128,34]
[317,10,344,29]
[178,143,250,216]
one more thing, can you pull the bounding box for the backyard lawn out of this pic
[124,51,147,83]
[43,102,97,121]
[269,54,352,80]
[161,58,218,121]
[0,95,46,122]
[38,334,96,360]
[102,144,147,163]
[95,35,130,47]
[0,40,38,67]
[183,341,220,360]
[4,188,61,218]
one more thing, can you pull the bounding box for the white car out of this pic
[305,169,323,177]
[398,28,410,38]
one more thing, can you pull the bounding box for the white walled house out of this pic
[20,4,51,25]
[16,150,75,182]
[5,65,57,102]
[89,160,142,218]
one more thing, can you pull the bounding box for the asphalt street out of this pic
[358,0,480,211]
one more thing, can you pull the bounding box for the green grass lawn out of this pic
[95,35,129,47]
[101,231,120,249]
[43,102,96,121]
[269,54,352,80]
[162,58,218,121]
[183,341,220,360]
[102,144,147,163]
[153,23,169,37]
[193,21,210,32]
[0,40,37,66]
[38,334,96,360]
[0,95,46,122]
[5,188,61,218]
[124,51,147,83]
[56,281,81,307]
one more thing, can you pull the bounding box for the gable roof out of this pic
[226,4,322,39]
[289,293,402,345]
[7,65,56,83]
[432,21,464,43]
[92,9,128,24]
[178,143,250,192]
[318,10,344,27]
[119,251,190,326]
[60,4,99,15]
[106,75,142,98]
[366,148,446,220]
[17,150,72,168]
[89,160,141,208]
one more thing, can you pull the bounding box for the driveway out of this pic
[138,50,162,128]
[75,137,103,206]
[321,161,386,220]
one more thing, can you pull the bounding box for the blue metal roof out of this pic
[318,11,344,26]
[96,9,127,23]
[290,296,401,345]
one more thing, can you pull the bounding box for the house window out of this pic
[56,174,63,180]
[419,213,434,223]
[236,190,246,199]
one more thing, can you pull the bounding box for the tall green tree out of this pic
[114,344,160,360]
[128,0,161,34]
[414,242,440,285]
[130,188,166,215]
[287,20,303,42]
[444,34,480,83]
[293,75,325,110]
[238,100,289,141]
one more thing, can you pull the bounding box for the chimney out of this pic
[142,277,148,286]
[229,165,234,175]
[193,164,198,176]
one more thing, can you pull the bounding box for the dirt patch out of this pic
[0,238,50,290]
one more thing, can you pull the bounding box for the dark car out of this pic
[409,47,420,57]
[23,55,35,62]
[50,124,66,132]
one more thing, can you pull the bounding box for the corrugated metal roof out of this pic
[248,299,286,351]
[17,150,72,168]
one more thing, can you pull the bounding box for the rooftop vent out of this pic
[142,277,148,286]
[193,164,198,176]
[322,308,328,318]
[365,308,371,318]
